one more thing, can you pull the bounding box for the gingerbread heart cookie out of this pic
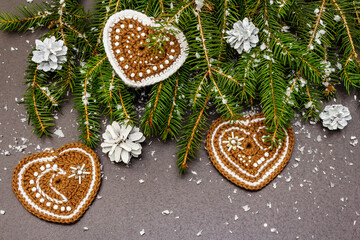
[103,10,188,88]
[12,143,101,223]
[206,113,294,190]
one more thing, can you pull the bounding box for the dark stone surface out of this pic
[0,0,359,239]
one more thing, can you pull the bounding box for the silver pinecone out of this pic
[225,18,259,54]
[319,104,352,130]
[101,121,145,164]
[31,36,68,72]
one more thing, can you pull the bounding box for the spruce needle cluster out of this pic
[1,0,359,173]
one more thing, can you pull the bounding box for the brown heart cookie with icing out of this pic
[206,113,294,190]
[12,143,101,223]
[103,10,188,88]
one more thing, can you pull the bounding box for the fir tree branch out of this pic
[92,0,113,56]
[197,11,211,71]
[114,0,122,13]
[78,56,106,145]
[117,84,132,121]
[152,1,194,45]
[342,54,356,88]
[145,0,151,15]
[62,21,93,48]
[147,82,163,129]
[193,71,209,104]
[297,56,321,77]
[0,2,54,32]
[31,66,46,134]
[0,12,51,25]
[210,77,235,118]
[307,0,326,50]
[99,67,114,117]
[331,0,359,62]
[242,50,260,98]
[278,0,288,13]
[24,61,57,137]
[217,0,228,61]
[305,86,313,115]
[354,0,360,25]
[58,0,67,45]
[65,62,73,89]
[246,0,261,18]
[159,0,165,15]
[163,75,179,138]
[34,82,58,106]
[177,91,210,172]
[268,60,280,142]
[211,67,240,85]
[63,11,87,19]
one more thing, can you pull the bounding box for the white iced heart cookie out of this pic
[12,143,101,223]
[206,113,295,190]
[103,10,188,88]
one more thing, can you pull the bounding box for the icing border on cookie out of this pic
[103,9,188,88]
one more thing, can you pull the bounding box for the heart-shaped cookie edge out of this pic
[103,9,188,88]
[12,143,101,224]
[206,114,295,191]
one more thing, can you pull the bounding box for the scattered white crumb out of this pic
[270,228,278,233]
[264,223,268,227]
[96,195,102,199]
[83,227,88,231]
[161,210,170,215]
[196,230,203,237]
[0,210,5,215]
[285,176,292,182]
[242,205,250,212]
[139,179,145,183]
[196,179,202,185]
[234,215,239,221]
[54,128,64,138]
[140,229,145,236]
[191,170,198,175]
[273,182,277,189]
[350,136,358,147]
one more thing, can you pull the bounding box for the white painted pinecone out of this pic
[225,18,259,54]
[31,36,68,72]
[319,104,352,130]
[101,121,145,164]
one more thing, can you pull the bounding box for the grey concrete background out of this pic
[0,0,359,239]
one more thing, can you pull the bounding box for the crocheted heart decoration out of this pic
[103,10,188,88]
[12,143,101,224]
[206,113,294,190]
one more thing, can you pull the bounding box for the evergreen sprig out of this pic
[1,0,360,173]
